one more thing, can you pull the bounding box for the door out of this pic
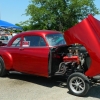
[20,35,50,77]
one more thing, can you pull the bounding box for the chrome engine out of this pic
[55,46,85,75]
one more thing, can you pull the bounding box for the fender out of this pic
[0,50,13,70]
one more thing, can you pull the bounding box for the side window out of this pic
[39,37,46,46]
[23,36,46,47]
[11,38,21,47]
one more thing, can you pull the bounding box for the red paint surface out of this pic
[63,56,79,62]
[64,15,100,77]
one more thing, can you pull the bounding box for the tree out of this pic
[25,0,100,31]
[16,21,31,31]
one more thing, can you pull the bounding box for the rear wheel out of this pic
[67,72,90,96]
[0,57,8,77]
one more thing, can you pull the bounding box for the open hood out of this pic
[64,15,100,77]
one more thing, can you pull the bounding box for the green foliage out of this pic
[16,21,31,31]
[25,0,100,31]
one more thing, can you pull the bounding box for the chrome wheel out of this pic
[69,76,85,94]
[67,72,90,96]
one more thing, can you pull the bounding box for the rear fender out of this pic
[0,51,13,70]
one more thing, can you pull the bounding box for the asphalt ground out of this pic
[0,72,100,100]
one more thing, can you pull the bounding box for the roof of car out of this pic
[7,30,62,46]
[17,30,62,37]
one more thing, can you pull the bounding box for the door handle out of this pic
[19,47,24,50]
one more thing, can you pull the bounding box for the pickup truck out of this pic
[0,15,100,96]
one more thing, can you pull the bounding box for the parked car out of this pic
[0,15,100,97]
[0,35,12,44]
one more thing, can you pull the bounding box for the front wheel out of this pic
[67,72,90,96]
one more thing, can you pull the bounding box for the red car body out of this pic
[0,15,100,78]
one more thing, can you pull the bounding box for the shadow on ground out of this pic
[86,83,100,98]
[8,72,67,88]
[8,72,100,99]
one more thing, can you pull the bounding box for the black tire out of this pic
[0,57,8,77]
[67,72,90,96]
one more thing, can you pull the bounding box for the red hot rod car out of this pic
[0,15,100,96]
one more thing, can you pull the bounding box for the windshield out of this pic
[46,33,66,46]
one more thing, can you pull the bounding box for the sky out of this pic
[0,0,30,24]
[0,0,100,25]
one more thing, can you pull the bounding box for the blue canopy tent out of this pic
[0,20,22,30]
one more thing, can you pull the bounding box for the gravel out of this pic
[0,73,100,100]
